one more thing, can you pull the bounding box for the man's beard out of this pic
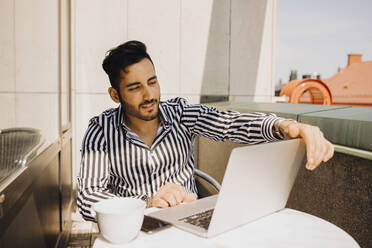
[119,95,160,121]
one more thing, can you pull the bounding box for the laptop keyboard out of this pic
[179,209,214,230]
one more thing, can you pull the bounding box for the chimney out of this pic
[347,54,362,66]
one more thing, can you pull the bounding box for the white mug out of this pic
[93,197,146,244]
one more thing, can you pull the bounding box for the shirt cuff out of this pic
[261,115,283,142]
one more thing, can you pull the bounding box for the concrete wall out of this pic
[0,0,61,144]
[230,0,276,102]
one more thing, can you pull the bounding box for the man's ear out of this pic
[108,87,120,103]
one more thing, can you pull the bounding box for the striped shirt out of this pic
[77,97,282,221]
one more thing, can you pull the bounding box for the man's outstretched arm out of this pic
[178,98,333,170]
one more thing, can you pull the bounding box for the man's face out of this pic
[114,58,160,122]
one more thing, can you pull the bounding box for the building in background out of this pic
[325,54,372,107]
[280,54,372,107]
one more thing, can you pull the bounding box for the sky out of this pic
[275,0,372,85]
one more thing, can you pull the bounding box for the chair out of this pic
[194,168,221,198]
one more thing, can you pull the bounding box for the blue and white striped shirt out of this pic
[77,98,281,221]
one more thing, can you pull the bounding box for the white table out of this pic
[93,208,359,248]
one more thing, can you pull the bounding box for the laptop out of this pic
[147,138,306,238]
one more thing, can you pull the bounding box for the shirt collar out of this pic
[114,104,124,130]
[158,102,172,128]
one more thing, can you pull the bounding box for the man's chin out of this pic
[139,114,158,121]
[138,109,159,121]
[138,103,159,121]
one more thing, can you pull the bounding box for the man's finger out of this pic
[168,184,186,204]
[312,128,325,168]
[162,192,177,207]
[323,141,334,162]
[174,190,183,203]
[152,197,169,208]
[299,125,315,169]
[183,193,197,202]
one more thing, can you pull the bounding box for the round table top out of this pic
[93,208,359,248]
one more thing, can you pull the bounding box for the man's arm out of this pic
[180,98,281,144]
[77,118,117,222]
[178,98,333,170]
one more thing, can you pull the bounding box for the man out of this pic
[77,40,334,222]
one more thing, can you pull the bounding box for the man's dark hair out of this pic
[102,40,153,90]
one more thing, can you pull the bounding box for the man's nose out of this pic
[142,85,153,100]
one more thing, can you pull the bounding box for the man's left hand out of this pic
[278,120,334,170]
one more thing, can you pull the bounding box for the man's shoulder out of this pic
[161,97,186,106]
[160,97,190,115]
[88,105,120,127]
[161,97,199,109]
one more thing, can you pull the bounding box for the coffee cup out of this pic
[93,197,146,244]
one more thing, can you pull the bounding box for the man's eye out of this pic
[149,81,157,85]
[129,86,140,91]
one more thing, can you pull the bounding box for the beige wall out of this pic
[0,0,60,144]
[230,0,276,102]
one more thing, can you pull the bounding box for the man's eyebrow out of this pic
[125,76,157,88]
[148,76,157,81]
[126,82,140,88]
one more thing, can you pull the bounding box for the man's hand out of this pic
[149,183,197,208]
[278,120,334,170]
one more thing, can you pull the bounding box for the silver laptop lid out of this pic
[208,138,306,237]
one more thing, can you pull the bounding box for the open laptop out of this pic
[147,138,306,238]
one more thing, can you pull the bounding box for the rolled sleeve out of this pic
[260,114,283,142]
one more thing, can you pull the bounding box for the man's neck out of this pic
[124,115,160,148]
[125,115,159,133]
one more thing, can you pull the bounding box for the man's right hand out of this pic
[149,183,197,208]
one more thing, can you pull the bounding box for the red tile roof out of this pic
[324,55,372,107]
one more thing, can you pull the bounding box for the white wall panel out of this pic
[181,0,230,96]
[127,0,180,95]
[0,0,15,92]
[255,0,275,102]
[15,0,59,93]
[61,0,70,126]
[75,0,127,93]
[0,93,15,129]
[180,0,213,95]
[15,93,58,143]
[230,0,267,98]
